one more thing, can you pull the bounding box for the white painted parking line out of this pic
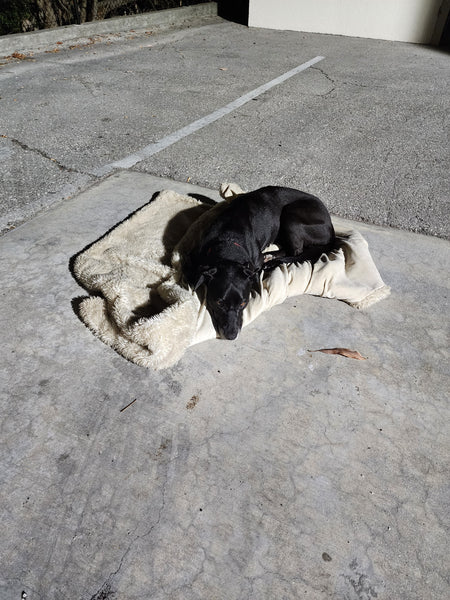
[92,56,324,177]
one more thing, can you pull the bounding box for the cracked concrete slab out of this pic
[0,135,91,232]
[0,171,449,600]
[0,15,449,599]
[0,19,449,237]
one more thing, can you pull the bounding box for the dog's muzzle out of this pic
[214,310,242,341]
[218,327,239,341]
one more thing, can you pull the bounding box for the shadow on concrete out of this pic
[69,190,218,328]
[68,190,162,291]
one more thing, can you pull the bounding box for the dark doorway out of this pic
[440,9,450,45]
[218,0,249,26]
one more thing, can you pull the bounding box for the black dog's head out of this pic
[193,262,258,340]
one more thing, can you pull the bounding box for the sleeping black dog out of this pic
[182,186,335,340]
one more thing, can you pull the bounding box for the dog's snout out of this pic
[220,327,239,341]
[216,309,242,340]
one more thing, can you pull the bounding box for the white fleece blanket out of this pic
[73,184,390,369]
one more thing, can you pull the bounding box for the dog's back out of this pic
[182,186,336,338]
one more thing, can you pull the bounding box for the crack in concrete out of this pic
[86,512,163,600]
[86,454,171,600]
[310,65,336,96]
[4,135,93,177]
[88,581,115,600]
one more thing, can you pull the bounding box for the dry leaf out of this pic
[10,52,28,60]
[309,348,367,360]
[186,394,199,410]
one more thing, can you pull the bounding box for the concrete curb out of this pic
[0,2,218,56]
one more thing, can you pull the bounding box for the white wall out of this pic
[248,0,448,44]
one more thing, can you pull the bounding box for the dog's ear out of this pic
[193,266,217,291]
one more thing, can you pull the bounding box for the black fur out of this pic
[182,186,335,340]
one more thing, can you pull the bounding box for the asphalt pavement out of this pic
[0,9,449,600]
[0,8,449,237]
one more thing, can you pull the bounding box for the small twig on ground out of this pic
[119,398,137,412]
[308,348,367,360]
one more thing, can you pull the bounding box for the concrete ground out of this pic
[0,9,449,600]
[0,10,449,238]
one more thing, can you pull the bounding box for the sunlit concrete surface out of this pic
[0,172,448,600]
